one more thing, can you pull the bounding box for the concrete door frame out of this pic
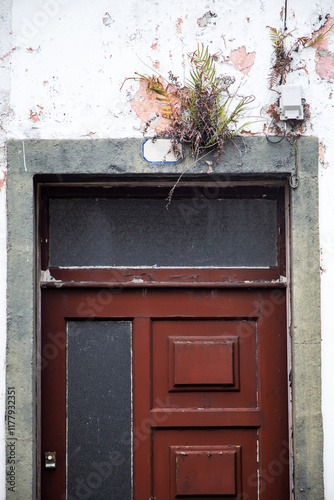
[6,137,322,499]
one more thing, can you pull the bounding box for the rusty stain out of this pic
[296,64,309,75]
[151,40,158,50]
[176,18,183,34]
[0,171,6,191]
[153,60,160,70]
[30,105,44,122]
[82,132,96,137]
[267,100,280,121]
[0,47,16,61]
[225,46,256,75]
[280,7,284,20]
[240,130,256,136]
[30,110,40,122]
[27,47,34,52]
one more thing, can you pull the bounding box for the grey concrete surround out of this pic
[6,137,322,499]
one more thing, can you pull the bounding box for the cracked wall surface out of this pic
[1,0,334,499]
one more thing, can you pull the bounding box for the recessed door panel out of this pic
[152,320,255,407]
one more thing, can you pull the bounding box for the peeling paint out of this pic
[0,171,6,191]
[308,16,334,80]
[29,110,39,122]
[131,80,171,133]
[309,16,334,51]
[176,18,183,34]
[225,46,256,75]
[40,270,60,282]
[316,50,334,80]
[102,12,113,27]
[319,142,328,168]
[29,106,43,122]
[197,11,217,28]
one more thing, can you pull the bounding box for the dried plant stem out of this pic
[166,150,213,208]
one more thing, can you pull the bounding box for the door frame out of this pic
[6,137,322,499]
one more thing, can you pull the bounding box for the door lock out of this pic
[45,451,56,469]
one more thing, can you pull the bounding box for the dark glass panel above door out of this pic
[48,191,279,268]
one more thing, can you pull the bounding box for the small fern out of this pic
[267,22,334,89]
[267,26,293,88]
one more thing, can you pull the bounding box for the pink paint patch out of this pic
[316,50,334,80]
[131,80,171,133]
[309,17,334,51]
[228,46,256,75]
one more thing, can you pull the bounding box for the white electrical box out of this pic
[279,84,304,120]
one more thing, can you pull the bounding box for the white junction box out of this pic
[279,84,304,120]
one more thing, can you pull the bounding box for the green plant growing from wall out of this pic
[122,45,254,161]
[267,24,333,89]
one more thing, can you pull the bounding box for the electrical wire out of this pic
[266,120,287,144]
[266,1,289,144]
[284,0,288,32]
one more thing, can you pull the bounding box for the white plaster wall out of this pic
[1,0,334,498]
[8,0,281,140]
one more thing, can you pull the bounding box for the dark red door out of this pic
[41,287,289,499]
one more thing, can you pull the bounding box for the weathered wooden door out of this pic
[39,185,289,499]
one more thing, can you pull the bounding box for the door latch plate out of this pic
[45,451,56,469]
